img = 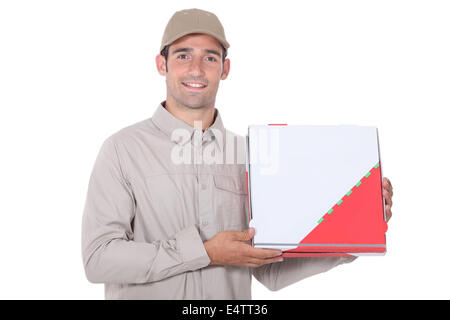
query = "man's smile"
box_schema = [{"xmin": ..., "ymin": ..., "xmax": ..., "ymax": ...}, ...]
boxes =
[{"xmin": 182, "ymin": 81, "xmax": 207, "ymax": 90}]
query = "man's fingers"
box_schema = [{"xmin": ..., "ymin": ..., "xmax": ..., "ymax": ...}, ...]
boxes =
[
  {"xmin": 233, "ymin": 228, "xmax": 255, "ymax": 242},
  {"xmin": 385, "ymin": 205, "xmax": 392, "ymax": 222},
  {"xmin": 382, "ymin": 179, "xmax": 393, "ymax": 194},
  {"xmin": 231, "ymin": 228, "xmax": 283, "ymax": 265},
  {"xmin": 383, "ymin": 177, "xmax": 393, "ymax": 190},
  {"xmin": 383, "ymin": 189, "xmax": 393, "ymax": 206},
  {"xmin": 245, "ymin": 256, "xmax": 284, "ymax": 267},
  {"xmin": 245, "ymin": 247, "xmax": 282, "ymax": 259}
]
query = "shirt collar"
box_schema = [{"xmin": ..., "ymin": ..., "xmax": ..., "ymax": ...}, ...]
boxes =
[{"xmin": 151, "ymin": 101, "xmax": 226, "ymax": 149}]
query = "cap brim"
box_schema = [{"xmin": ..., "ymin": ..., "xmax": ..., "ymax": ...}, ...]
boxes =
[{"xmin": 160, "ymin": 28, "xmax": 230, "ymax": 53}]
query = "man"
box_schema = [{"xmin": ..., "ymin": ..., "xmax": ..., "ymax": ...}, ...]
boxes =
[{"xmin": 81, "ymin": 8, "xmax": 394, "ymax": 299}]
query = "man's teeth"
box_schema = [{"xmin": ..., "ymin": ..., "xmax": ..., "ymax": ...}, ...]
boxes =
[{"xmin": 183, "ymin": 82, "xmax": 205, "ymax": 88}]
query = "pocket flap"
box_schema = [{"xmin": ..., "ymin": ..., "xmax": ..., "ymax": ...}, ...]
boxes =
[{"xmin": 213, "ymin": 175, "xmax": 247, "ymax": 195}]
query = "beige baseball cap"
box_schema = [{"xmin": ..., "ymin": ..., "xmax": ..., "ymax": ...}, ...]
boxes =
[{"xmin": 160, "ymin": 8, "xmax": 230, "ymax": 55}]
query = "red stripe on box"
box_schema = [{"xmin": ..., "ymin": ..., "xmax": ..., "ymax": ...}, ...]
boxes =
[
  {"xmin": 282, "ymin": 252, "xmax": 355, "ymax": 258},
  {"xmin": 286, "ymin": 165, "xmax": 387, "ymax": 253}
]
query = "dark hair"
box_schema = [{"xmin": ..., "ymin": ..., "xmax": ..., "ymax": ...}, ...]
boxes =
[{"xmin": 160, "ymin": 44, "xmax": 227, "ymax": 72}]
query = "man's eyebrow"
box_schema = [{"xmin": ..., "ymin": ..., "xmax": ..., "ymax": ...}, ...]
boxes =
[
  {"xmin": 171, "ymin": 47, "xmax": 221, "ymax": 58},
  {"xmin": 171, "ymin": 48, "xmax": 193, "ymax": 55},
  {"xmin": 203, "ymin": 49, "xmax": 221, "ymax": 57}
]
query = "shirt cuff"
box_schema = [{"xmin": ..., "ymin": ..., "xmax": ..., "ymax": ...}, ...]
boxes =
[{"xmin": 176, "ymin": 225, "xmax": 211, "ymax": 270}]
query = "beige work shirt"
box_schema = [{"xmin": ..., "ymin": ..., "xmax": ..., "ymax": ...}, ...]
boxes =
[{"xmin": 81, "ymin": 102, "xmax": 355, "ymax": 299}]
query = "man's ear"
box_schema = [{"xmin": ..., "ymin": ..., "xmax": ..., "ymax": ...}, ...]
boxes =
[
  {"xmin": 221, "ymin": 58, "xmax": 230, "ymax": 80},
  {"xmin": 156, "ymin": 54, "xmax": 167, "ymax": 76}
]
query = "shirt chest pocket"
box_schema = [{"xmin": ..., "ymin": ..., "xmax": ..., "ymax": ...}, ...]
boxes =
[{"xmin": 213, "ymin": 175, "xmax": 249, "ymax": 232}]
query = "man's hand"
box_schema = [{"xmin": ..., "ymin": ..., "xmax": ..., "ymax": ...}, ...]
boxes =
[
  {"xmin": 382, "ymin": 177, "xmax": 394, "ymax": 222},
  {"xmin": 204, "ymin": 228, "xmax": 283, "ymax": 267}
]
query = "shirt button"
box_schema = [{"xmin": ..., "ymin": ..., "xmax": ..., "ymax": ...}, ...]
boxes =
[
  {"xmin": 201, "ymin": 183, "xmax": 207, "ymax": 190},
  {"xmin": 202, "ymin": 220, "xmax": 209, "ymax": 226}
]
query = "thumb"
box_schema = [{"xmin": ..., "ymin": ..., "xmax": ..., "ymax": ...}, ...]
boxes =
[{"xmin": 234, "ymin": 228, "xmax": 255, "ymax": 242}]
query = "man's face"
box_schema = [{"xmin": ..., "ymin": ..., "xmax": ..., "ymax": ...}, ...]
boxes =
[{"xmin": 157, "ymin": 33, "xmax": 230, "ymax": 110}]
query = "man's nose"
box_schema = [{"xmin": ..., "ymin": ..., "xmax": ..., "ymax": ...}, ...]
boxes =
[{"xmin": 188, "ymin": 57, "xmax": 205, "ymax": 77}]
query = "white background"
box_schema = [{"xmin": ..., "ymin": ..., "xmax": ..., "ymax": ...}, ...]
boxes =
[{"xmin": 1, "ymin": 0, "xmax": 449, "ymax": 299}]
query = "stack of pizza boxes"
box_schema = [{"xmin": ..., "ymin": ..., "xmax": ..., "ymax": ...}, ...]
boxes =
[{"xmin": 245, "ymin": 124, "xmax": 388, "ymax": 257}]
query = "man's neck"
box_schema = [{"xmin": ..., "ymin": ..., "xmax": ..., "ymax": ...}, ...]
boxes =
[{"xmin": 163, "ymin": 100, "xmax": 216, "ymax": 132}]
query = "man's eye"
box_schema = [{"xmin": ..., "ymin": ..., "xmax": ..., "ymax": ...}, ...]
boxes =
[
  {"xmin": 206, "ymin": 56, "xmax": 217, "ymax": 62},
  {"xmin": 178, "ymin": 54, "xmax": 188, "ymax": 60}
]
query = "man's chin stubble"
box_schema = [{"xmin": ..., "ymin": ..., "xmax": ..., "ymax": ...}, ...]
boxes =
[{"xmin": 174, "ymin": 95, "xmax": 214, "ymax": 110}]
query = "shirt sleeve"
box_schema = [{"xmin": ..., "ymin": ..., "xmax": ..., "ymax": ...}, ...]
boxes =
[
  {"xmin": 81, "ymin": 137, "xmax": 210, "ymax": 284},
  {"xmin": 252, "ymin": 256, "xmax": 357, "ymax": 291}
]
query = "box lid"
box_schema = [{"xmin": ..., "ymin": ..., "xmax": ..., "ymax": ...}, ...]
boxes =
[{"xmin": 247, "ymin": 125, "xmax": 387, "ymax": 252}]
